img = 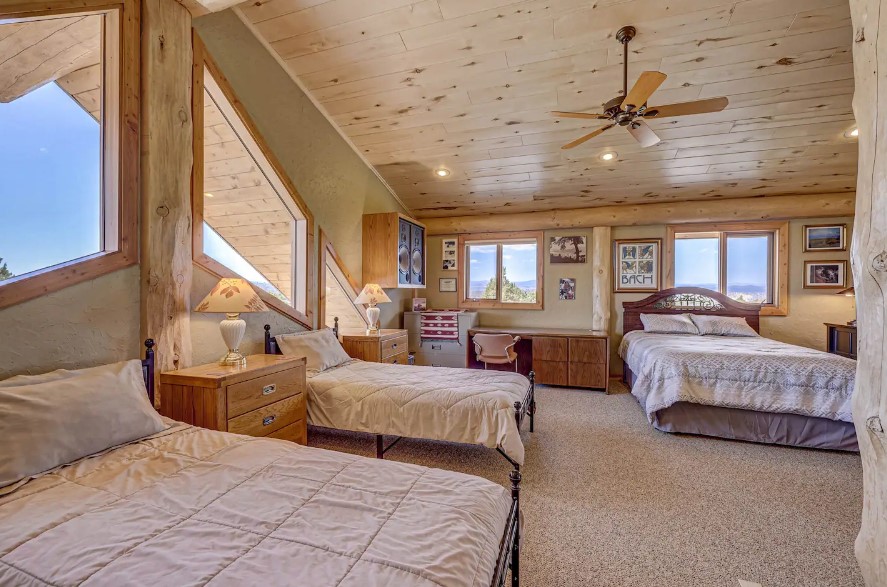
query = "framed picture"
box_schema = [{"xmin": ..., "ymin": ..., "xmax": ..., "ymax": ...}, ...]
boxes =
[
  {"xmin": 559, "ymin": 277, "xmax": 576, "ymax": 300},
  {"xmin": 412, "ymin": 297, "xmax": 427, "ymax": 311},
  {"xmin": 613, "ymin": 239, "xmax": 661, "ymax": 293},
  {"xmin": 549, "ymin": 236, "xmax": 587, "ymax": 263},
  {"xmin": 804, "ymin": 224, "xmax": 846, "ymax": 252},
  {"xmin": 442, "ymin": 238, "xmax": 458, "ymax": 270},
  {"xmin": 804, "ymin": 260, "xmax": 847, "ymax": 289},
  {"xmin": 439, "ymin": 277, "xmax": 457, "ymax": 292}
]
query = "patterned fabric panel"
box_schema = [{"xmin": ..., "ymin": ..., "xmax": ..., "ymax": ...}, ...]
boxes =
[
  {"xmin": 639, "ymin": 313, "xmax": 699, "ymax": 335},
  {"xmin": 0, "ymin": 423, "xmax": 511, "ymax": 587},
  {"xmin": 420, "ymin": 312, "xmax": 461, "ymax": 341},
  {"xmin": 618, "ymin": 331, "xmax": 855, "ymax": 423}
]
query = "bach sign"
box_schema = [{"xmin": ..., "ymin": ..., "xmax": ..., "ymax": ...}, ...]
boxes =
[{"xmin": 614, "ymin": 239, "xmax": 661, "ymax": 293}]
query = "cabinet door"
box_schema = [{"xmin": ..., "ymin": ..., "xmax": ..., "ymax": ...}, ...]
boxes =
[
  {"xmin": 410, "ymin": 223, "xmax": 425, "ymax": 285},
  {"xmin": 398, "ymin": 218, "xmax": 411, "ymax": 285},
  {"xmin": 532, "ymin": 337, "xmax": 568, "ymax": 385}
]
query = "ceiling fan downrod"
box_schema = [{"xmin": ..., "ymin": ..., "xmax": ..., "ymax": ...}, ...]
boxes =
[{"xmin": 616, "ymin": 25, "xmax": 636, "ymax": 98}]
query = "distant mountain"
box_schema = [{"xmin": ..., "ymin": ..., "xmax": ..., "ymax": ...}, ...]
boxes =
[
  {"xmin": 469, "ymin": 279, "xmax": 536, "ymax": 297},
  {"xmin": 676, "ymin": 282, "xmax": 766, "ymax": 294}
]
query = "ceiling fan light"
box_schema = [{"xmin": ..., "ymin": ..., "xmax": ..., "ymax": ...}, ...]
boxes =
[
  {"xmin": 434, "ymin": 168, "xmax": 451, "ymax": 177},
  {"xmin": 600, "ymin": 152, "xmax": 618, "ymax": 161}
]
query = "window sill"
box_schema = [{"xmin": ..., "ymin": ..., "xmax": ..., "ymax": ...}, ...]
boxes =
[
  {"xmin": 760, "ymin": 303, "xmax": 787, "ymax": 317},
  {"xmin": 458, "ymin": 299, "xmax": 544, "ymax": 311},
  {"xmin": 195, "ymin": 254, "xmax": 312, "ymax": 329},
  {"xmin": 0, "ymin": 250, "xmax": 137, "ymax": 311}
]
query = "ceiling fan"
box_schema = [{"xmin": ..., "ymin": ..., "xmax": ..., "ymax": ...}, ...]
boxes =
[{"xmin": 552, "ymin": 25, "xmax": 729, "ymax": 150}]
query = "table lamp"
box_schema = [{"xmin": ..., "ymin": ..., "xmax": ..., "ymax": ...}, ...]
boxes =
[
  {"xmin": 837, "ymin": 286, "xmax": 856, "ymax": 327},
  {"xmin": 195, "ymin": 277, "xmax": 269, "ymax": 366},
  {"xmin": 354, "ymin": 283, "xmax": 391, "ymax": 334}
]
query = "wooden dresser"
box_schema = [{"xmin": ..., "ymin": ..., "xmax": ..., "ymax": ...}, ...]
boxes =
[
  {"xmin": 159, "ymin": 355, "xmax": 307, "ymax": 444},
  {"xmin": 469, "ymin": 327, "xmax": 610, "ymax": 392},
  {"xmin": 340, "ymin": 329, "xmax": 410, "ymax": 364}
]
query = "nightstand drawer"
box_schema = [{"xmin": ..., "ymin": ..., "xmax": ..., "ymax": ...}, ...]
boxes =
[
  {"xmin": 267, "ymin": 420, "xmax": 307, "ymax": 444},
  {"xmin": 227, "ymin": 393, "xmax": 305, "ymax": 437},
  {"xmin": 227, "ymin": 367, "xmax": 304, "ymax": 418},
  {"xmin": 381, "ymin": 335, "xmax": 408, "ymax": 359},
  {"xmin": 386, "ymin": 350, "xmax": 409, "ymax": 365}
]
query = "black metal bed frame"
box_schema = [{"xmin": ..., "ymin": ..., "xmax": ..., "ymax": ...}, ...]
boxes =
[{"xmin": 259, "ymin": 324, "xmax": 526, "ymax": 586}]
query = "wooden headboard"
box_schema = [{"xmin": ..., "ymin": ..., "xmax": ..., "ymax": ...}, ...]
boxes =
[{"xmin": 622, "ymin": 287, "xmax": 761, "ymax": 334}]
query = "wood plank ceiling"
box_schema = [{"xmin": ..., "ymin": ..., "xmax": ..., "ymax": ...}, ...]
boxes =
[{"xmin": 240, "ymin": 0, "xmax": 857, "ymax": 218}]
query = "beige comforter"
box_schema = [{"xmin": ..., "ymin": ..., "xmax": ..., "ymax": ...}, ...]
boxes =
[
  {"xmin": 307, "ymin": 361, "xmax": 530, "ymax": 465},
  {"xmin": 0, "ymin": 421, "xmax": 511, "ymax": 586}
]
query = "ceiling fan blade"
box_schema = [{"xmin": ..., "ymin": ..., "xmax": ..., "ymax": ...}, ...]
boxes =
[
  {"xmin": 561, "ymin": 124, "xmax": 615, "ymax": 150},
  {"xmin": 643, "ymin": 96, "xmax": 729, "ymax": 118},
  {"xmin": 626, "ymin": 119, "xmax": 661, "ymax": 147},
  {"xmin": 551, "ymin": 111, "xmax": 609, "ymax": 120},
  {"xmin": 621, "ymin": 71, "xmax": 667, "ymax": 112}
]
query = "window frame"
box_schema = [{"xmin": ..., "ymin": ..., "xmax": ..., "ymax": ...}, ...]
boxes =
[
  {"xmin": 0, "ymin": 0, "xmax": 139, "ymax": 310},
  {"xmin": 457, "ymin": 231, "xmax": 544, "ymax": 310},
  {"xmin": 665, "ymin": 221, "xmax": 788, "ymax": 316},
  {"xmin": 192, "ymin": 33, "xmax": 314, "ymax": 328}
]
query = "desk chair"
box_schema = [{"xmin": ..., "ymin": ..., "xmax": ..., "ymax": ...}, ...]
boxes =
[{"xmin": 473, "ymin": 333, "xmax": 521, "ymax": 372}]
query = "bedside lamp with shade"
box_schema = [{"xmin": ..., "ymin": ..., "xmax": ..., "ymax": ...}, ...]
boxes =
[
  {"xmin": 354, "ymin": 283, "xmax": 391, "ymax": 334},
  {"xmin": 836, "ymin": 286, "xmax": 856, "ymax": 327},
  {"xmin": 196, "ymin": 278, "xmax": 269, "ymax": 366}
]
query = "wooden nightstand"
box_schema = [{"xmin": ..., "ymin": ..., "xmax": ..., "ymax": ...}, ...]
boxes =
[
  {"xmin": 826, "ymin": 323, "xmax": 857, "ymax": 360},
  {"xmin": 159, "ymin": 355, "xmax": 307, "ymax": 444},
  {"xmin": 340, "ymin": 329, "xmax": 409, "ymax": 364}
]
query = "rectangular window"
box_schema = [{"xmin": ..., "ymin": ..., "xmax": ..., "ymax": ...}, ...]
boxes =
[
  {"xmin": 668, "ymin": 222, "xmax": 787, "ymax": 315},
  {"xmin": 193, "ymin": 42, "xmax": 313, "ymax": 325},
  {"xmin": 0, "ymin": 3, "xmax": 138, "ymax": 309},
  {"xmin": 459, "ymin": 232, "xmax": 543, "ymax": 309}
]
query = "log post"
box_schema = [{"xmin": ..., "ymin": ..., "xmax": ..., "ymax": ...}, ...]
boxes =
[
  {"xmin": 848, "ymin": 0, "xmax": 887, "ymax": 584},
  {"xmin": 140, "ymin": 0, "xmax": 194, "ymax": 396},
  {"xmin": 591, "ymin": 226, "xmax": 612, "ymax": 332}
]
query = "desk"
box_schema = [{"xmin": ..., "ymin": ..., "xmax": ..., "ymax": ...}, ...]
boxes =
[{"xmin": 468, "ymin": 327, "xmax": 610, "ymax": 392}]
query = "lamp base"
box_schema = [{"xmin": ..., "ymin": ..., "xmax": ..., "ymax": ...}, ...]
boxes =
[
  {"xmin": 219, "ymin": 313, "xmax": 247, "ymax": 367},
  {"xmin": 366, "ymin": 305, "xmax": 381, "ymax": 334}
]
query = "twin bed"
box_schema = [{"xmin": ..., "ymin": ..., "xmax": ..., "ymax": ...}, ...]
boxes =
[
  {"xmin": 0, "ymin": 342, "xmax": 523, "ymax": 587},
  {"xmin": 620, "ymin": 287, "xmax": 858, "ymax": 451}
]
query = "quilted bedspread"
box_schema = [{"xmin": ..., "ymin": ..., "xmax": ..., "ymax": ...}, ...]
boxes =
[
  {"xmin": 619, "ymin": 331, "xmax": 856, "ymax": 422},
  {"xmin": 308, "ymin": 361, "xmax": 530, "ymax": 465},
  {"xmin": 0, "ymin": 421, "xmax": 511, "ymax": 587}
]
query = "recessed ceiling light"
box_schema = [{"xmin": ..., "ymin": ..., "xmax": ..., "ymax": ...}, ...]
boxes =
[
  {"xmin": 600, "ymin": 151, "xmax": 618, "ymax": 162},
  {"xmin": 205, "ymin": 192, "xmax": 214, "ymax": 198},
  {"xmin": 845, "ymin": 127, "xmax": 859, "ymax": 138},
  {"xmin": 435, "ymin": 168, "xmax": 451, "ymax": 177}
]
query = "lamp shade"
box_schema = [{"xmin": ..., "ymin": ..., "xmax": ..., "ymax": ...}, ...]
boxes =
[
  {"xmin": 195, "ymin": 278, "xmax": 269, "ymax": 313},
  {"xmin": 837, "ymin": 286, "xmax": 855, "ymax": 296},
  {"xmin": 354, "ymin": 283, "xmax": 391, "ymax": 305}
]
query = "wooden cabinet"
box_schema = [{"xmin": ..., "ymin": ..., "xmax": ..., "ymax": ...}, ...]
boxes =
[
  {"xmin": 363, "ymin": 212, "xmax": 425, "ymax": 288},
  {"xmin": 341, "ymin": 329, "xmax": 410, "ymax": 365},
  {"xmin": 531, "ymin": 337, "xmax": 568, "ymax": 386},
  {"xmin": 159, "ymin": 355, "xmax": 307, "ymax": 444},
  {"xmin": 826, "ymin": 323, "xmax": 857, "ymax": 359},
  {"xmin": 517, "ymin": 330, "xmax": 608, "ymax": 391}
]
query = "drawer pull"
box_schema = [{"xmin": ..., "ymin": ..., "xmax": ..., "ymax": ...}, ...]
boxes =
[
  {"xmin": 262, "ymin": 384, "xmax": 277, "ymax": 396},
  {"xmin": 263, "ymin": 415, "xmax": 276, "ymax": 427},
  {"xmin": 391, "ymin": 343, "xmax": 398, "ymax": 348}
]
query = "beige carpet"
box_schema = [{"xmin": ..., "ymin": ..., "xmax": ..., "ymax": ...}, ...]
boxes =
[{"xmin": 307, "ymin": 382, "xmax": 864, "ymax": 587}]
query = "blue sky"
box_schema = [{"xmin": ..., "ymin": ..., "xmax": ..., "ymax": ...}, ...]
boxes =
[
  {"xmin": 468, "ymin": 243, "xmax": 538, "ymax": 284},
  {"xmin": 0, "ymin": 83, "xmax": 101, "ymax": 277},
  {"xmin": 675, "ymin": 236, "xmax": 768, "ymax": 287}
]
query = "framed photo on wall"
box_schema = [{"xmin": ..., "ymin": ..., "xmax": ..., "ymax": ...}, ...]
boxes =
[
  {"xmin": 803, "ymin": 224, "xmax": 846, "ymax": 252},
  {"xmin": 613, "ymin": 238, "xmax": 661, "ymax": 293},
  {"xmin": 804, "ymin": 260, "xmax": 847, "ymax": 289},
  {"xmin": 559, "ymin": 277, "xmax": 576, "ymax": 300},
  {"xmin": 549, "ymin": 236, "xmax": 587, "ymax": 263},
  {"xmin": 439, "ymin": 277, "xmax": 457, "ymax": 292},
  {"xmin": 442, "ymin": 238, "xmax": 458, "ymax": 270}
]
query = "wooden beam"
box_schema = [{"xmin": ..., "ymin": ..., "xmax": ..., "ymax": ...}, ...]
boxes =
[
  {"xmin": 140, "ymin": 0, "xmax": 193, "ymax": 387},
  {"xmin": 848, "ymin": 0, "xmax": 887, "ymax": 583},
  {"xmin": 421, "ymin": 193, "xmax": 855, "ymax": 235},
  {"xmin": 590, "ymin": 226, "xmax": 611, "ymax": 332}
]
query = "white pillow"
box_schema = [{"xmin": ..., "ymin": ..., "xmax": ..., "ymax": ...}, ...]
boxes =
[
  {"xmin": 689, "ymin": 314, "xmax": 759, "ymax": 337},
  {"xmin": 0, "ymin": 361, "xmax": 123, "ymax": 388},
  {"xmin": 0, "ymin": 359, "xmax": 165, "ymax": 489},
  {"xmin": 276, "ymin": 328, "xmax": 351, "ymax": 372},
  {"xmin": 639, "ymin": 313, "xmax": 699, "ymax": 335}
]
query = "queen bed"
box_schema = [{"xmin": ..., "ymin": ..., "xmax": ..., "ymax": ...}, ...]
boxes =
[
  {"xmin": 0, "ymin": 342, "xmax": 522, "ymax": 587},
  {"xmin": 265, "ymin": 323, "xmax": 536, "ymax": 469},
  {"xmin": 620, "ymin": 288, "xmax": 858, "ymax": 451}
]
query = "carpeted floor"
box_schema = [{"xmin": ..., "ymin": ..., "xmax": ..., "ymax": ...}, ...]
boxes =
[{"xmin": 307, "ymin": 382, "xmax": 864, "ymax": 587}]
